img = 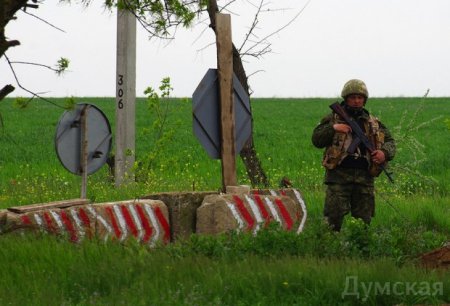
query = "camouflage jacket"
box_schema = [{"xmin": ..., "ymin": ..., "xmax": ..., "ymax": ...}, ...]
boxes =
[{"xmin": 312, "ymin": 106, "xmax": 396, "ymax": 185}]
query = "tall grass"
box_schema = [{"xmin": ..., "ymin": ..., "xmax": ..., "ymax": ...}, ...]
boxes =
[
  {"xmin": 1, "ymin": 97, "xmax": 448, "ymax": 204},
  {"xmin": 0, "ymin": 231, "xmax": 448, "ymax": 306},
  {"xmin": 0, "ymin": 97, "xmax": 449, "ymax": 305}
]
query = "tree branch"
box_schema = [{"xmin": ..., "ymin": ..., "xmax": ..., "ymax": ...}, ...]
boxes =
[
  {"xmin": 240, "ymin": 0, "xmax": 312, "ymax": 59},
  {"xmin": 22, "ymin": 10, "xmax": 66, "ymax": 33},
  {"xmin": 0, "ymin": 84, "xmax": 15, "ymax": 100},
  {"xmin": 4, "ymin": 54, "xmax": 65, "ymax": 109},
  {"xmin": 0, "ymin": 0, "xmax": 34, "ymax": 59},
  {"xmin": 238, "ymin": 0, "xmax": 265, "ymax": 55},
  {"xmin": 9, "ymin": 60, "xmax": 63, "ymax": 73}
]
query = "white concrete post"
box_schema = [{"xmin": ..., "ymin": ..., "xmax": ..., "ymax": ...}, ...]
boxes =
[{"xmin": 115, "ymin": 7, "xmax": 136, "ymax": 187}]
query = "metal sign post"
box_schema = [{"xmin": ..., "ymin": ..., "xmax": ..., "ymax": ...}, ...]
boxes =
[
  {"xmin": 216, "ymin": 13, "xmax": 237, "ymax": 190},
  {"xmin": 115, "ymin": 7, "xmax": 136, "ymax": 187}
]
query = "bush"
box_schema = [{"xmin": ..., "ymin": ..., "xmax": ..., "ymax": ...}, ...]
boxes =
[{"xmin": 165, "ymin": 217, "xmax": 447, "ymax": 263}]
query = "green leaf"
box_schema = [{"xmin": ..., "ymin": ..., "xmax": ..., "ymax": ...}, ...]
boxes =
[{"xmin": 56, "ymin": 57, "xmax": 70, "ymax": 75}]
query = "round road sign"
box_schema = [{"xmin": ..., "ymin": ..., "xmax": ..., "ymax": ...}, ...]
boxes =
[{"xmin": 55, "ymin": 103, "xmax": 112, "ymax": 175}]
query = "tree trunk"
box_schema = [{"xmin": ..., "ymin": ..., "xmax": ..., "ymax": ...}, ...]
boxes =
[
  {"xmin": 0, "ymin": 0, "xmax": 27, "ymax": 59},
  {"xmin": 0, "ymin": 0, "xmax": 28, "ymax": 101},
  {"xmin": 0, "ymin": 84, "xmax": 14, "ymax": 100},
  {"xmin": 207, "ymin": 1, "xmax": 269, "ymax": 187}
]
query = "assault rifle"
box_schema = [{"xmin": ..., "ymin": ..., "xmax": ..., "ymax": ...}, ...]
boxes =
[{"xmin": 329, "ymin": 102, "xmax": 394, "ymax": 183}]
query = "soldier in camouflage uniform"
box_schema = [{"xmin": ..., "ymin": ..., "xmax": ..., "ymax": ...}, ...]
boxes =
[{"xmin": 312, "ymin": 79, "xmax": 396, "ymax": 231}]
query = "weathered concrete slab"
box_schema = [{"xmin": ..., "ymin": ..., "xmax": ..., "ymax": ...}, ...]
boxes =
[
  {"xmin": 196, "ymin": 192, "xmax": 304, "ymax": 235},
  {"xmin": 7, "ymin": 198, "xmax": 89, "ymax": 214},
  {"xmin": 142, "ymin": 188, "xmax": 307, "ymax": 238},
  {"xmin": 142, "ymin": 191, "xmax": 216, "ymax": 240},
  {"xmin": 0, "ymin": 200, "xmax": 170, "ymax": 245},
  {"xmin": 226, "ymin": 185, "xmax": 251, "ymax": 195}
]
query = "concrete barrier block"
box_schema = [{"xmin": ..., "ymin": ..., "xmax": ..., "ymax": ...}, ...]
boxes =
[
  {"xmin": 196, "ymin": 195, "xmax": 239, "ymax": 235},
  {"xmin": 225, "ymin": 185, "xmax": 251, "ymax": 195},
  {"xmin": 196, "ymin": 192, "xmax": 303, "ymax": 235},
  {"xmin": 143, "ymin": 191, "xmax": 216, "ymax": 240},
  {"xmin": 89, "ymin": 200, "xmax": 170, "ymax": 244},
  {"xmin": 1, "ymin": 200, "xmax": 170, "ymax": 245},
  {"xmin": 253, "ymin": 188, "xmax": 307, "ymax": 233},
  {"xmin": 2, "ymin": 188, "xmax": 307, "ymax": 241}
]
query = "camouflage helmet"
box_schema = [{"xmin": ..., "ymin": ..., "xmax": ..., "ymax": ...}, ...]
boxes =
[{"xmin": 341, "ymin": 79, "xmax": 369, "ymax": 99}]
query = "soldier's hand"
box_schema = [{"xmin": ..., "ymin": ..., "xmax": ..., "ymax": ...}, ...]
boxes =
[
  {"xmin": 371, "ymin": 150, "xmax": 386, "ymax": 165},
  {"xmin": 333, "ymin": 123, "xmax": 352, "ymax": 133}
]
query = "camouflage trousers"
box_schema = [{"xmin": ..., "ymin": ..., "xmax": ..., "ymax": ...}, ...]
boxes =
[{"xmin": 324, "ymin": 183, "xmax": 375, "ymax": 231}]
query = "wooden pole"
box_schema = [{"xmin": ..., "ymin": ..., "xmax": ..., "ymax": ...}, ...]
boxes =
[
  {"xmin": 80, "ymin": 105, "xmax": 89, "ymax": 199},
  {"xmin": 216, "ymin": 13, "xmax": 237, "ymax": 190},
  {"xmin": 115, "ymin": 7, "xmax": 136, "ymax": 187}
]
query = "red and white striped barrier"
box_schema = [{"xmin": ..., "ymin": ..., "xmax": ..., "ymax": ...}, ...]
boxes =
[
  {"xmin": 1, "ymin": 189, "xmax": 307, "ymax": 242},
  {"xmin": 196, "ymin": 190, "xmax": 305, "ymax": 235},
  {"xmin": 6, "ymin": 200, "xmax": 170, "ymax": 245},
  {"xmin": 254, "ymin": 188, "xmax": 307, "ymax": 234}
]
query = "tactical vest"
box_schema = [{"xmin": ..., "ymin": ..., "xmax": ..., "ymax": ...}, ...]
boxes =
[{"xmin": 322, "ymin": 113, "xmax": 386, "ymax": 177}]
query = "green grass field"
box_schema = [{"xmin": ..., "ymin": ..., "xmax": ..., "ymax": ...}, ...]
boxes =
[{"xmin": 0, "ymin": 97, "xmax": 449, "ymax": 305}]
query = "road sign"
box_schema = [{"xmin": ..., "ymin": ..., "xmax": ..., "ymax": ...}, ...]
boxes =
[
  {"xmin": 55, "ymin": 103, "xmax": 112, "ymax": 176},
  {"xmin": 192, "ymin": 68, "xmax": 251, "ymax": 159}
]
